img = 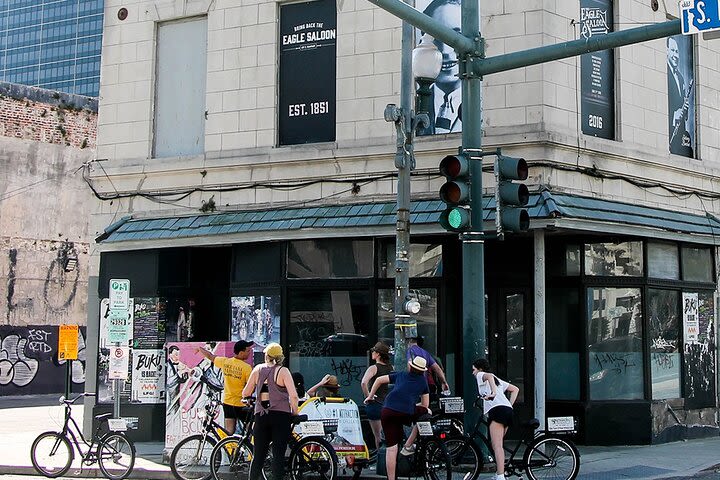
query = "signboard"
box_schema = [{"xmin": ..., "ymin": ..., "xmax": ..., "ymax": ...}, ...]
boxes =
[
  {"xmin": 131, "ymin": 349, "xmax": 165, "ymax": 403},
  {"xmin": 278, "ymin": 0, "xmax": 336, "ymax": 145},
  {"xmin": 295, "ymin": 398, "xmax": 369, "ymax": 458},
  {"xmin": 109, "ymin": 279, "xmax": 130, "ymax": 310},
  {"xmin": 108, "ymin": 308, "xmax": 132, "ymax": 344},
  {"xmin": 58, "ymin": 324, "xmax": 79, "ymax": 361},
  {"xmin": 683, "ymin": 292, "xmax": 699, "ymax": 343},
  {"xmin": 109, "ymin": 346, "xmax": 130, "ymax": 380},
  {"xmin": 580, "ymin": 0, "xmax": 614, "ymax": 139},
  {"xmin": 680, "ymin": 0, "xmax": 720, "ymax": 35}
]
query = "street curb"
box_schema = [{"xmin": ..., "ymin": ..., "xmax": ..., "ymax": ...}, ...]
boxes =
[{"xmin": 0, "ymin": 464, "xmax": 176, "ymax": 480}]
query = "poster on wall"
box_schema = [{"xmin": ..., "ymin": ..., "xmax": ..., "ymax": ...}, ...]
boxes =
[
  {"xmin": 230, "ymin": 296, "xmax": 280, "ymax": 364},
  {"xmin": 131, "ymin": 349, "xmax": 165, "ymax": 403},
  {"xmin": 415, "ymin": 0, "xmax": 464, "ymax": 135},
  {"xmin": 278, "ymin": 0, "xmax": 336, "ymax": 145},
  {"xmin": 683, "ymin": 292, "xmax": 699, "ymax": 344},
  {"xmin": 164, "ymin": 341, "xmax": 237, "ymax": 454},
  {"xmin": 133, "ymin": 298, "xmax": 165, "ymax": 349},
  {"xmin": 580, "ymin": 0, "xmax": 614, "ymax": 139},
  {"xmin": 667, "ymin": 33, "xmax": 695, "ymax": 157}
]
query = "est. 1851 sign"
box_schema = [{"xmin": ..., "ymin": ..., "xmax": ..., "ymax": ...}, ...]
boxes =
[{"xmin": 278, "ymin": 0, "xmax": 336, "ymax": 145}]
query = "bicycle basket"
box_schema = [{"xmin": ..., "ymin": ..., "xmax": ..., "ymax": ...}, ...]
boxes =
[{"xmin": 439, "ymin": 397, "xmax": 465, "ymax": 414}]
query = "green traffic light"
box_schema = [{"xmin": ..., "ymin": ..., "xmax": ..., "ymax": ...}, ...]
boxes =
[{"xmin": 448, "ymin": 208, "xmax": 464, "ymax": 229}]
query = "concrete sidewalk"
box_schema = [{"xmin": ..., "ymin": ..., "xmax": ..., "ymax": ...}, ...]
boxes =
[{"xmin": 1, "ymin": 394, "xmax": 718, "ymax": 479}]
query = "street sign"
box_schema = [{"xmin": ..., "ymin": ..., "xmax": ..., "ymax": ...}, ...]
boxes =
[
  {"xmin": 58, "ymin": 325, "xmax": 79, "ymax": 361},
  {"xmin": 109, "ymin": 346, "xmax": 129, "ymax": 380},
  {"xmin": 680, "ymin": 0, "xmax": 720, "ymax": 35},
  {"xmin": 108, "ymin": 308, "xmax": 132, "ymax": 344},
  {"xmin": 109, "ymin": 279, "xmax": 130, "ymax": 310}
]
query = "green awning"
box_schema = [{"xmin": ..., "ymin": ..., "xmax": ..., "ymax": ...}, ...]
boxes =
[{"xmin": 96, "ymin": 189, "xmax": 720, "ymax": 244}]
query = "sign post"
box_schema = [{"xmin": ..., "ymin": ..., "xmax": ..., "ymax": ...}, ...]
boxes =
[{"xmin": 108, "ymin": 279, "xmax": 131, "ymax": 420}]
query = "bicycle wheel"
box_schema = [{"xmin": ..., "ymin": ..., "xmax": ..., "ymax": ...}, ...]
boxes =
[
  {"xmin": 422, "ymin": 438, "xmax": 452, "ymax": 480},
  {"xmin": 443, "ymin": 436, "xmax": 482, "ymax": 480},
  {"xmin": 97, "ymin": 432, "xmax": 136, "ymax": 480},
  {"xmin": 31, "ymin": 431, "xmax": 74, "ymax": 478},
  {"xmin": 209, "ymin": 436, "xmax": 253, "ymax": 480},
  {"xmin": 289, "ymin": 438, "xmax": 338, "ymax": 480},
  {"xmin": 523, "ymin": 435, "xmax": 579, "ymax": 480},
  {"xmin": 171, "ymin": 434, "xmax": 218, "ymax": 480}
]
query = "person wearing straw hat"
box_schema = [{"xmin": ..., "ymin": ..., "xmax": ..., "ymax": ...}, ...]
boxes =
[
  {"xmin": 307, "ymin": 374, "xmax": 342, "ymax": 398},
  {"xmin": 364, "ymin": 356, "xmax": 431, "ymax": 480}
]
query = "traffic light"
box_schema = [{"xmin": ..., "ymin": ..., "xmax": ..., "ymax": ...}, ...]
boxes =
[
  {"xmin": 438, "ymin": 154, "xmax": 471, "ymax": 232},
  {"xmin": 495, "ymin": 155, "xmax": 529, "ymax": 234}
]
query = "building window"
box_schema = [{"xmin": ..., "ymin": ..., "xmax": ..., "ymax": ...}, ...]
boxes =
[
  {"xmin": 287, "ymin": 240, "xmax": 373, "ymax": 279},
  {"xmin": 681, "ymin": 246, "xmax": 712, "ymax": 282},
  {"xmin": 506, "ymin": 293, "xmax": 525, "ymax": 403},
  {"xmin": 587, "ymin": 287, "xmax": 643, "ymax": 400},
  {"xmin": 547, "ymin": 287, "xmax": 581, "ymax": 400},
  {"xmin": 648, "ymin": 242, "xmax": 680, "ymax": 280},
  {"xmin": 153, "ymin": 17, "xmax": 207, "ymax": 158},
  {"xmin": 648, "ymin": 289, "xmax": 680, "ymax": 399},
  {"xmin": 378, "ymin": 242, "xmax": 442, "ymax": 278},
  {"xmin": 378, "ymin": 288, "xmax": 438, "ymax": 356},
  {"xmin": 585, "ymin": 241, "xmax": 643, "ymax": 276}
]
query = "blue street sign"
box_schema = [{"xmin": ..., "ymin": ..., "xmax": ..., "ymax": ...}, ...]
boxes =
[{"xmin": 680, "ymin": 0, "xmax": 720, "ymax": 35}]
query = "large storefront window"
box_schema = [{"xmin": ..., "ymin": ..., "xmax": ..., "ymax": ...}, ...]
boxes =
[
  {"xmin": 585, "ymin": 241, "xmax": 643, "ymax": 276},
  {"xmin": 230, "ymin": 295, "xmax": 281, "ymax": 364},
  {"xmin": 506, "ymin": 294, "xmax": 524, "ymax": 403},
  {"xmin": 648, "ymin": 242, "xmax": 680, "ymax": 280},
  {"xmin": 587, "ymin": 287, "xmax": 643, "ymax": 400},
  {"xmin": 648, "ymin": 289, "xmax": 680, "ymax": 399},
  {"xmin": 378, "ymin": 288, "xmax": 438, "ymax": 354},
  {"xmin": 681, "ymin": 246, "xmax": 713, "ymax": 282},
  {"xmin": 287, "ymin": 289, "xmax": 371, "ymax": 404},
  {"xmin": 287, "ymin": 240, "xmax": 373, "ymax": 278},
  {"xmin": 379, "ymin": 242, "xmax": 442, "ymax": 278},
  {"xmin": 547, "ymin": 288, "xmax": 581, "ymax": 400}
]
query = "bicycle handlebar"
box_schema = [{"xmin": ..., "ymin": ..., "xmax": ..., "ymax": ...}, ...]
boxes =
[{"xmin": 59, "ymin": 392, "xmax": 96, "ymax": 405}]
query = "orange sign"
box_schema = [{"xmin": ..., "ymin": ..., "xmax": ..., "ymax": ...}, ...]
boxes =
[{"xmin": 58, "ymin": 325, "xmax": 79, "ymax": 361}]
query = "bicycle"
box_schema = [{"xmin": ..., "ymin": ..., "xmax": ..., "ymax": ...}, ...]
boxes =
[
  {"xmin": 388, "ymin": 413, "xmax": 452, "ymax": 480},
  {"xmin": 440, "ymin": 397, "xmax": 580, "ymax": 480},
  {"xmin": 170, "ymin": 378, "xmax": 252, "ymax": 480},
  {"xmin": 210, "ymin": 407, "xmax": 339, "ymax": 480},
  {"xmin": 30, "ymin": 392, "xmax": 136, "ymax": 480}
]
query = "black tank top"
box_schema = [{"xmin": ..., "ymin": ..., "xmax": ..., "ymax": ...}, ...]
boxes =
[{"xmin": 370, "ymin": 363, "xmax": 394, "ymax": 403}]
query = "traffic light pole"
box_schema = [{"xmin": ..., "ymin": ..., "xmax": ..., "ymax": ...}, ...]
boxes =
[{"xmin": 366, "ymin": 0, "xmax": 681, "ymax": 417}]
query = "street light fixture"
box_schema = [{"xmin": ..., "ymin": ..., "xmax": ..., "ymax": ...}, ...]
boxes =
[{"xmin": 413, "ymin": 34, "xmax": 442, "ymax": 120}]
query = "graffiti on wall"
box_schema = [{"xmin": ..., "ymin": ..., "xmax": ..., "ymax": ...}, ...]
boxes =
[{"xmin": 0, "ymin": 325, "xmax": 86, "ymax": 395}]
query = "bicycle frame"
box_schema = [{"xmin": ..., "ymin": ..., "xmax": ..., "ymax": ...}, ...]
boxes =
[{"xmin": 59, "ymin": 403, "xmax": 105, "ymax": 463}]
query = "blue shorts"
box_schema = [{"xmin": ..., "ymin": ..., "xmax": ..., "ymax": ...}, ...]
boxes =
[{"xmin": 365, "ymin": 401, "xmax": 383, "ymax": 420}]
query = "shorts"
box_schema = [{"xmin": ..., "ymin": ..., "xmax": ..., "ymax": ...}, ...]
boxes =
[
  {"xmin": 365, "ymin": 401, "xmax": 383, "ymax": 420},
  {"xmin": 487, "ymin": 406, "xmax": 514, "ymax": 427},
  {"xmin": 223, "ymin": 404, "xmax": 252, "ymax": 421},
  {"xmin": 380, "ymin": 406, "xmax": 428, "ymax": 448}
]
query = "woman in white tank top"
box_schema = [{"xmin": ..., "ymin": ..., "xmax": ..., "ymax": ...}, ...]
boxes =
[{"xmin": 473, "ymin": 358, "xmax": 519, "ymax": 480}]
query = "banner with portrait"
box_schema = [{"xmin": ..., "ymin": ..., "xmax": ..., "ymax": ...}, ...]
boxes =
[
  {"xmin": 580, "ymin": 0, "xmax": 614, "ymax": 139},
  {"xmin": 278, "ymin": 0, "xmax": 336, "ymax": 145},
  {"xmin": 667, "ymin": 34, "xmax": 695, "ymax": 157}
]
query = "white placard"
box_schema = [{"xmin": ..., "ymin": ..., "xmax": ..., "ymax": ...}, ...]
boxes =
[
  {"xmin": 108, "ymin": 308, "xmax": 132, "ymax": 344},
  {"xmin": 417, "ymin": 421, "xmax": 434, "ymax": 437},
  {"xmin": 683, "ymin": 292, "xmax": 699, "ymax": 343},
  {"xmin": 131, "ymin": 349, "xmax": 165, "ymax": 403},
  {"xmin": 547, "ymin": 416, "xmax": 575, "ymax": 432},
  {"xmin": 109, "ymin": 279, "xmax": 130, "ymax": 310},
  {"xmin": 300, "ymin": 421, "xmax": 325, "ymax": 436},
  {"xmin": 440, "ymin": 397, "xmax": 465, "ymax": 413},
  {"xmin": 109, "ymin": 346, "xmax": 129, "ymax": 380},
  {"xmin": 107, "ymin": 418, "xmax": 127, "ymax": 431}
]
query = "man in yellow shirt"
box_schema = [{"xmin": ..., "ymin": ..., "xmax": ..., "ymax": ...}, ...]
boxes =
[{"xmin": 196, "ymin": 340, "xmax": 253, "ymax": 434}]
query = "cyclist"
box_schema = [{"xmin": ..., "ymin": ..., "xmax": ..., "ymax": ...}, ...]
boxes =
[
  {"xmin": 361, "ymin": 341, "xmax": 393, "ymax": 450},
  {"xmin": 364, "ymin": 356, "xmax": 430, "ymax": 480},
  {"xmin": 195, "ymin": 340, "xmax": 254, "ymax": 435},
  {"xmin": 407, "ymin": 336, "xmax": 450, "ymax": 394},
  {"xmin": 473, "ymin": 358, "xmax": 519, "ymax": 480},
  {"xmin": 242, "ymin": 342, "xmax": 299, "ymax": 480}
]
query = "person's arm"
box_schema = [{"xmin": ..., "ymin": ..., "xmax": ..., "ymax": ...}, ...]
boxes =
[
  {"xmin": 430, "ymin": 363, "xmax": 449, "ymax": 392},
  {"xmin": 360, "ymin": 365, "xmax": 378, "ymax": 397},
  {"xmin": 278, "ymin": 367, "xmax": 299, "ymax": 415},
  {"xmin": 195, "ymin": 347, "xmax": 217, "ymax": 363},
  {"xmin": 482, "ymin": 373, "xmax": 497, "ymax": 399},
  {"xmin": 307, "ymin": 374, "xmax": 332, "ymax": 396},
  {"xmin": 419, "ymin": 393, "xmax": 430, "ymax": 409},
  {"xmin": 506, "ymin": 383, "xmax": 519, "ymax": 406},
  {"xmin": 364, "ymin": 375, "xmax": 390, "ymax": 404},
  {"xmin": 242, "ymin": 365, "xmax": 260, "ymax": 398}
]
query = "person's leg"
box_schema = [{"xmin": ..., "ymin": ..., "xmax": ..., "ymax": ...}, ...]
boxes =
[
  {"xmin": 369, "ymin": 419, "xmax": 383, "ymax": 450},
  {"xmin": 402, "ymin": 405, "xmax": 428, "ymax": 452},
  {"xmin": 249, "ymin": 414, "xmax": 271, "ymax": 480},
  {"xmin": 381, "ymin": 408, "xmax": 402, "ymax": 480},
  {"xmin": 270, "ymin": 412, "xmax": 291, "ymax": 480},
  {"xmin": 222, "ymin": 404, "xmax": 238, "ymax": 435},
  {"xmin": 386, "ymin": 445, "xmax": 398, "ymax": 480},
  {"xmin": 489, "ymin": 420, "xmax": 507, "ymax": 476}
]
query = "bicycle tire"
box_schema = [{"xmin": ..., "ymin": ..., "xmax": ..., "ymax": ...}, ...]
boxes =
[
  {"xmin": 209, "ymin": 436, "xmax": 253, "ymax": 480},
  {"xmin": 97, "ymin": 432, "xmax": 136, "ymax": 480},
  {"xmin": 171, "ymin": 434, "xmax": 219, "ymax": 480},
  {"xmin": 289, "ymin": 437, "xmax": 338, "ymax": 480},
  {"xmin": 422, "ymin": 438, "xmax": 452, "ymax": 480},
  {"xmin": 523, "ymin": 435, "xmax": 580, "ymax": 480},
  {"xmin": 31, "ymin": 431, "xmax": 74, "ymax": 478},
  {"xmin": 443, "ymin": 436, "xmax": 482, "ymax": 480}
]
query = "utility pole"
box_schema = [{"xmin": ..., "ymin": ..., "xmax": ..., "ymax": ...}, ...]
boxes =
[{"xmin": 369, "ymin": 0, "xmax": 680, "ymax": 419}]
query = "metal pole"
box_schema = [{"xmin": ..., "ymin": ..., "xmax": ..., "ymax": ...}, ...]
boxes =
[
  {"xmin": 393, "ymin": 4, "xmax": 416, "ymax": 371},
  {"xmin": 460, "ymin": 0, "xmax": 484, "ymax": 427},
  {"xmin": 534, "ymin": 230, "xmax": 546, "ymax": 429}
]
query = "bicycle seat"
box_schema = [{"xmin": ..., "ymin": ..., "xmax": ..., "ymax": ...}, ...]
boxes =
[
  {"xmin": 95, "ymin": 413, "xmax": 113, "ymax": 421},
  {"xmin": 521, "ymin": 418, "xmax": 540, "ymax": 430},
  {"xmin": 291, "ymin": 414, "xmax": 309, "ymax": 424}
]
